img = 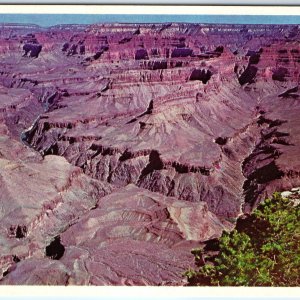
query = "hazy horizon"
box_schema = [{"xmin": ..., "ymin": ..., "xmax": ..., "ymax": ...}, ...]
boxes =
[{"xmin": 0, "ymin": 14, "xmax": 300, "ymax": 27}]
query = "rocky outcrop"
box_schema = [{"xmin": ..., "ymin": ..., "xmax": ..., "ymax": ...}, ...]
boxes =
[
  {"xmin": 0, "ymin": 125, "xmax": 226, "ymax": 284},
  {"xmin": 0, "ymin": 126, "xmax": 114, "ymax": 283}
]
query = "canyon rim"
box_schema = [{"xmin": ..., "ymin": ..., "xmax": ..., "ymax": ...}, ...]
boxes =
[{"xmin": 0, "ymin": 7, "xmax": 300, "ymax": 286}]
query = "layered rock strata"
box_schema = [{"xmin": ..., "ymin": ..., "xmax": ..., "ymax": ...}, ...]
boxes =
[{"xmin": 0, "ymin": 22, "xmax": 299, "ymax": 285}]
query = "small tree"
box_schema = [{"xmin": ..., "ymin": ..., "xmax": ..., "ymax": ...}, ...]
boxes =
[{"xmin": 186, "ymin": 192, "xmax": 300, "ymax": 286}]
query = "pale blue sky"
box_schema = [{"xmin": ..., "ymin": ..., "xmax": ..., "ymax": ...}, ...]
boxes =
[{"xmin": 0, "ymin": 14, "xmax": 300, "ymax": 27}]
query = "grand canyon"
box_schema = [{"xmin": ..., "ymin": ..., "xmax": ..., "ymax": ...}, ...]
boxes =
[{"xmin": 0, "ymin": 21, "xmax": 299, "ymax": 285}]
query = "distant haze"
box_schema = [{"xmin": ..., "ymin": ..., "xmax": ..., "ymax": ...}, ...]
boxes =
[{"xmin": 0, "ymin": 14, "xmax": 300, "ymax": 27}]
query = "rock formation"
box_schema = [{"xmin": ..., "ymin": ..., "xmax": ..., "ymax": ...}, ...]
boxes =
[{"xmin": 0, "ymin": 22, "xmax": 299, "ymax": 285}]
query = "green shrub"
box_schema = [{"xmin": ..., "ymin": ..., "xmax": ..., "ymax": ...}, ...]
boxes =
[{"xmin": 186, "ymin": 192, "xmax": 300, "ymax": 286}]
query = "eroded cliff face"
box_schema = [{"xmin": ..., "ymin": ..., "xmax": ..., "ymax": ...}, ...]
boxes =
[{"xmin": 0, "ymin": 22, "xmax": 299, "ymax": 285}]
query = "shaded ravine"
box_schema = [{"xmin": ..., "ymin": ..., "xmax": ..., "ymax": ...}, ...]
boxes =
[{"xmin": 241, "ymin": 112, "xmax": 291, "ymax": 213}]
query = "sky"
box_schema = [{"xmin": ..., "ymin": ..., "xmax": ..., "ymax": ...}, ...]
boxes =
[{"xmin": 0, "ymin": 14, "xmax": 300, "ymax": 27}]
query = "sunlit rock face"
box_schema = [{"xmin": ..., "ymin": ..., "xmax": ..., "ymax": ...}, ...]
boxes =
[{"xmin": 0, "ymin": 22, "xmax": 299, "ymax": 285}]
